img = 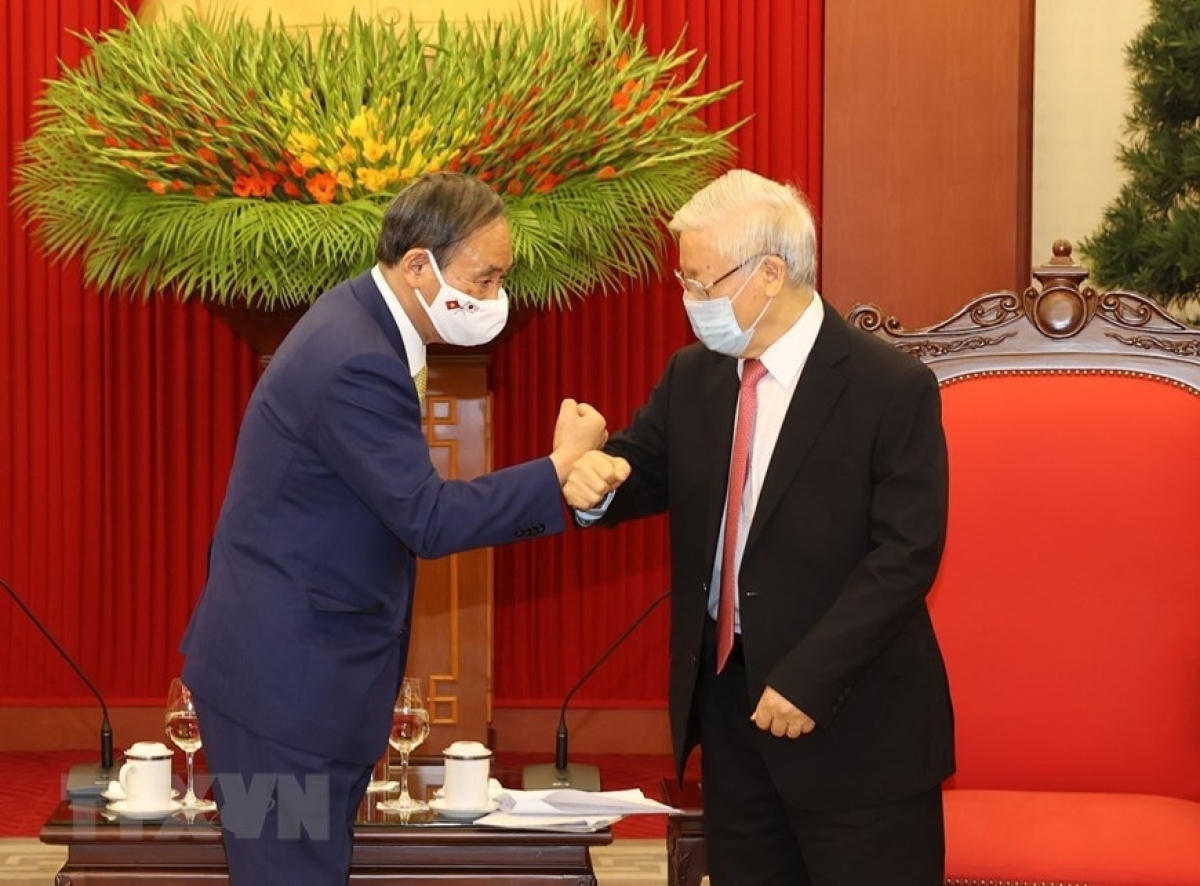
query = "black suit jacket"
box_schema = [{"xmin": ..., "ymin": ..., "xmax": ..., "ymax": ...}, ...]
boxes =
[{"xmin": 603, "ymin": 303, "xmax": 954, "ymax": 810}]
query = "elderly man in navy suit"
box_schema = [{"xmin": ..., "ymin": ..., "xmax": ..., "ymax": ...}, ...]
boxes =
[
  {"xmin": 567, "ymin": 169, "xmax": 953, "ymax": 886},
  {"xmin": 181, "ymin": 172, "xmax": 608, "ymax": 886}
]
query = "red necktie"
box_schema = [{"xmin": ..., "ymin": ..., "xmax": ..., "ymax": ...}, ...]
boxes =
[{"xmin": 717, "ymin": 358, "xmax": 768, "ymax": 673}]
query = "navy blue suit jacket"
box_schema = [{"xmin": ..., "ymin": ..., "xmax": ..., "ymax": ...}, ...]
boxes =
[{"xmin": 182, "ymin": 271, "xmax": 563, "ymax": 765}]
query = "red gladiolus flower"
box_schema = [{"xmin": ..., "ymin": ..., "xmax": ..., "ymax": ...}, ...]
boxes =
[
  {"xmin": 534, "ymin": 172, "xmax": 563, "ymax": 194},
  {"xmin": 505, "ymin": 179, "xmax": 524, "ymax": 196},
  {"xmin": 283, "ymin": 181, "xmax": 302, "ymax": 198},
  {"xmin": 232, "ymin": 175, "xmax": 254, "ymax": 198},
  {"xmin": 198, "ymin": 147, "xmax": 218, "ymax": 165},
  {"xmin": 306, "ymin": 171, "xmax": 337, "ymax": 204}
]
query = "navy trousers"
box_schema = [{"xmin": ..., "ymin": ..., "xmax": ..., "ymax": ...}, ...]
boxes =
[{"xmin": 194, "ymin": 696, "xmax": 374, "ymax": 886}]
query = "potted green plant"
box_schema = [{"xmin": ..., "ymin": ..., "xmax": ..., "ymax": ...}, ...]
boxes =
[{"xmin": 14, "ymin": 3, "xmax": 739, "ymax": 312}]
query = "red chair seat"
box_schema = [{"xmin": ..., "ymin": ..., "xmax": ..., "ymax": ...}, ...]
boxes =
[{"xmin": 945, "ymin": 789, "xmax": 1200, "ymax": 885}]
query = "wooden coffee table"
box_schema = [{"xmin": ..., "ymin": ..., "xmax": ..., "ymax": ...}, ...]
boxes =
[
  {"xmin": 660, "ymin": 778, "xmax": 707, "ymax": 886},
  {"xmin": 42, "ymin": 763, "xmax": 611, "ymax": 884}
]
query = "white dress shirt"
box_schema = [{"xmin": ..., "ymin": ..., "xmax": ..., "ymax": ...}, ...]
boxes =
[
  {"xmin": 706, "ymin": 295, "xmax": 825, "ymax": 630},
  {"xmin": 371, "ymin": 264, "xmax": 426, "ymax": 380}
]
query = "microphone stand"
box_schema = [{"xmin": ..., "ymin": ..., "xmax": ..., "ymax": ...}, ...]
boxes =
[
  {"xmin": 1, "ymin": 578, "xmax": 114, "ymax": 799},
  {"xmin": 523, "ymin": 589, "xmax": 671, "ymax": 791}
]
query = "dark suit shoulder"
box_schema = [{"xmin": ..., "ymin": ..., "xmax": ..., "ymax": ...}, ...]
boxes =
[{"xmin": 826, "ymin": 308, "xmax": 937, "ymax": 390}]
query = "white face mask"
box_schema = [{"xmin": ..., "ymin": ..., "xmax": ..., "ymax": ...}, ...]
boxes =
[
  {"xmin": 681, "ymin": 257, "xmax": 769, "ymax": 356},
  {"xmin": 415, "ymin": 249, "xmax": 509, "ymax": 347}
]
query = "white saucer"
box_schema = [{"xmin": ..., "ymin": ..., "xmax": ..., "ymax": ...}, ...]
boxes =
[
  {"xmin": 107, "ymin": 799, "xmax": 183, "ymax": 819},
  {"xmin": 365, "ymin": 780, "xmax": 399, "ymax": 794},
  {"xmin": 428, "ymin": 797, "xmax": 499, "ymax": 821},
  {"xmin": 102, "ymin": 787, "xmax": 179, "ymax": 802}
]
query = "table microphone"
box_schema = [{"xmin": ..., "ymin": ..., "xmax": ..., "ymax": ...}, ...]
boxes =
[
  {"xmin": 522, "ymin": 588, "xmax": 671, "ymax": 792},
  {"xmin": 1, "ymin": 577, "xmax": 114, "ymax": 799}
]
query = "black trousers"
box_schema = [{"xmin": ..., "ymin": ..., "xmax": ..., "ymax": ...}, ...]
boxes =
[{"xmin": 696, "ymin": 621, "xmax": 945, "ymax": 886}]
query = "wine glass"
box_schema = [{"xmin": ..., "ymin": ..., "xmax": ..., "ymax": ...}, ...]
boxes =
[
  {"xmin": 165, "ymin": 678, "xmax": 216, "ymax": 812},
  {"xmin": 377, "ymin": 677, "xmax": 430, "ymax": 813}
]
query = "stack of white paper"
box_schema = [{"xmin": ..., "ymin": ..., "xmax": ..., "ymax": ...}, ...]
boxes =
[{"xmin": 474, "ymin": 788, "xmax": 678, "ymax": 832}]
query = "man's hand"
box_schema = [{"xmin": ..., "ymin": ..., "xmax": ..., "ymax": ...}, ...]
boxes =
[
  {"xmin": 549, "ymin": 399, "xmax": 608, "ymax": 484},
  {"xmin": 751, "ymin": 686, "xmax": 816, "ymax": 739},
  {"xmin": 563, "ymin": 450, "xmax": 631, "ymax": 509}
]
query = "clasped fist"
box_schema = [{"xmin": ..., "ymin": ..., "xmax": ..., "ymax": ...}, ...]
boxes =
[
  {"xmin": 549, "ymin": 399, "xmax": 609, "ymax": 484},
  {"xmin": 563, "ymin": 450, "xmax": 632, "ymax": 510}
]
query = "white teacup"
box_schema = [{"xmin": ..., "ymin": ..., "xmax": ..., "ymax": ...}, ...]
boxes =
[
  {"xmin": 118, "ymin": 740, "xmax": 174, "ymax": 809},
  {"xmin": 442, "ymin": 740, "xmax": 492, "ymax": 809}
]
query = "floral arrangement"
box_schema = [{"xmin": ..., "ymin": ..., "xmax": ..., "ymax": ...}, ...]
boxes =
[{"xmin": 14, "ymin": 5, "xmax": 739, "ymax": 309}]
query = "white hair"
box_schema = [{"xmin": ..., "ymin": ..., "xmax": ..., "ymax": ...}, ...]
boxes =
[{"xmin": 669, "ymin": 169, "xmax": 818, "ymax": 287}]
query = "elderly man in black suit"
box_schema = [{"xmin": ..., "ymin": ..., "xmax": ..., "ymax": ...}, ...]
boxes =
[{"xmin": 567, "ymin": 168, "xmax": 954, "ymax": 886}]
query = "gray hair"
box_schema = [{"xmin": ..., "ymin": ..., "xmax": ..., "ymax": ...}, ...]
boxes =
[
  {"xmin": 668, "ymin": 169, "xmax": 817, "ymax": 287},
  {"xmin": 376, "ymin": 172, "xmax": 506, "ymax": 268}
]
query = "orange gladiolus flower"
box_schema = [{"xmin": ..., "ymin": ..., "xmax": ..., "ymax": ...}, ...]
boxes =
[
  {"xmin": 534, "ymin": 172, "xmax": 563, "ymax": 194},
  {"xmin": 193, "ymin": 184, "xmax": 218, "ymax": 200},
  {"xmin": 505, "ymin": 179, "xmax": 523, "ymax": 196},
  {"xmin": 597, "ymin": 165, "xmax": 617, "ymax": 180},
  {"xmin": 147, "ymin": 180, "xmax": 168, "ymax": 194},
  {"xmin": 306, "ymin": 171, "xmax": 337, "ymax": 204},
  {"xmin": 232, "ymin": 175, "xmax": 254, "ymax": 198},
  {"xmin": 198, "ymin": 147, "xmax": 218, "ymax": 165},
  {"xmin": 283, "ymin": 181, "xmax": 302, "ymax": 198}
]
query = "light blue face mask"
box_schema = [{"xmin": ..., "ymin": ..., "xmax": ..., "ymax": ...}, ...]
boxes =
[{"xmin": 681, "ymin": 257, "xmax": 769, "ymax": 356}]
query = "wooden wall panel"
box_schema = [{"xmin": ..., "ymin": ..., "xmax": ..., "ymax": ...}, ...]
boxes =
[{"xmin": 821, "ymin": 0, "xmax": 1035, "ymax": 327}]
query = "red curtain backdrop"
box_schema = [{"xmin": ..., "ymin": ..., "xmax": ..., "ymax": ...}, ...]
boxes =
[
  {"xmin": 1, "ymin": 0, "xmax": 821, "ymax": 712},
  {"xmin": 492, "ymin": 0, "xmax": 824, "ymax": 708},
  {"xmin": 0, "ymin": 0, "xmax": 260, "ymax": 704}
]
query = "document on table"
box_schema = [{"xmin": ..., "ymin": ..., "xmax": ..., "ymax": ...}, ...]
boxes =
[{"xmin": 473, "ymin": 788, "xmax": 678, "ymax": 832}]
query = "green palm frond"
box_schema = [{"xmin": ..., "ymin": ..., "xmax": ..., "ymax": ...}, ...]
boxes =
[{"xmin": 14, "ymin": 3, "xmax": 742, "ymax": 309}]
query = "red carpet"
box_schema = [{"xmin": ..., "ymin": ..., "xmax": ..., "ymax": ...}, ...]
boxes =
[{"xmin": 0, "ymin": 750, "xmax": 685, "ymax": 840}]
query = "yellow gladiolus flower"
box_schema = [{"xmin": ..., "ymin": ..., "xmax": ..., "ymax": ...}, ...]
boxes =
[
  {"xmin": 408, "ymin": 119, "xmax": 433, "ymax": 146},
  {"xmin": 336, "ymin": 170, "xmax": 354, "ymax": 189},
  {"xmin": 355, "ymin": 167, "xmax": 390, "ymax": 192},
  {"xmin": 361, "ymin": 138, "xmax": 387, "ymax": 164},
  {"xmin": 287, "ymin": 132, "xmax": 320, "ymax": 155},
  {"xmin": 337, "ymin": 144, "xmax": 358, "ymax": 165},
  {"xmin": 400, "ymin": 152, "xmax": 426, "ymax": 180},
  {"xmin": 347, "ymin": 112, "xmax": 372, "ymax": 141},
  {"xmin": 298, "ymin": 152, "xmax": 322, "ymax": 170}
]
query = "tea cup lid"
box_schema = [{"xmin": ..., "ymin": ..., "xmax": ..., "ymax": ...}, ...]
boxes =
[
  {"xmin": 125, "ymin": 740, "xmax": 173, "ymax": 760},
  {"xmin": 443, "ymin": 740, "xmax": 492, "ymax": 760}
]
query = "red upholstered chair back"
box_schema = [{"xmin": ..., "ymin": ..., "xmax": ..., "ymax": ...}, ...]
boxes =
[{"xmin": 848, "ymin": 242, "xmax": 1200, "ymax": 802}]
